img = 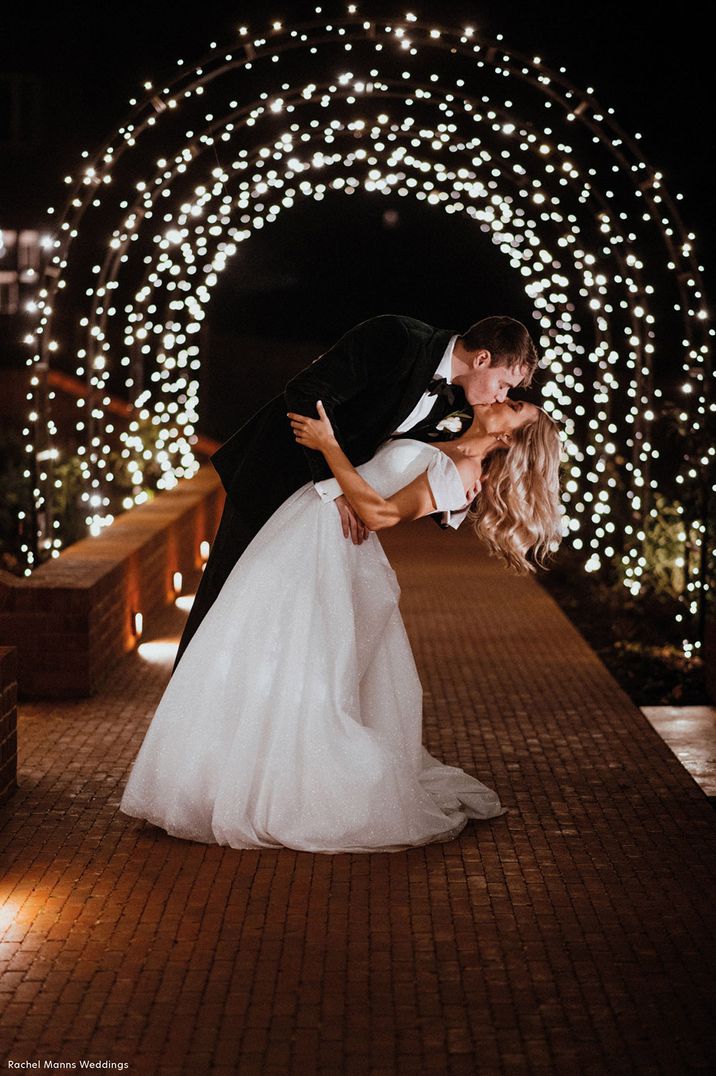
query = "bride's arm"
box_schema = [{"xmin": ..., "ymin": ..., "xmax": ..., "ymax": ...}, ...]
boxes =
[{"xmin": 287, "ymin": 402, "xmax": 477, "ymax": 531}]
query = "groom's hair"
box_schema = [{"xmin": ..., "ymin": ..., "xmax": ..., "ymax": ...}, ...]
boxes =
[{"xmin": 459, "ymin": 316, "xmax": 539, "ymax": 387}]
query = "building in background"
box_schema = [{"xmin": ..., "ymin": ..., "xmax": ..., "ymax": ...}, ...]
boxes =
[
  {"xmin": 1, "ymin": 70, "xmax": 47, "ymax": 362},
  {"xmin": 0, "ymin": 227, "xmax": 48, "ymax": 317}
]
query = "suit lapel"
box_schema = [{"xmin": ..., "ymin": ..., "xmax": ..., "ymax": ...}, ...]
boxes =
[{"xmin": 373, "ymin": 326, "xmax": 458, "ymax": 444}]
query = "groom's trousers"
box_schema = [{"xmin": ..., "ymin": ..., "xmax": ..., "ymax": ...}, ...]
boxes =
[{"xmin": 172, "ymin": 497, "xmax": 257, "ymax": 673}]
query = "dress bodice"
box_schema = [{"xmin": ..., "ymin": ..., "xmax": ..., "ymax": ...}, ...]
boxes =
[{"xmin": 354, "ymin": 438, "xmax": 471, "ymax": 513}]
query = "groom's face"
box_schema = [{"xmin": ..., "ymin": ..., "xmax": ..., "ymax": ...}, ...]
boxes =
[{"xmin": 464, "ymin": 351, "xmax": 526, "ymax": 406}]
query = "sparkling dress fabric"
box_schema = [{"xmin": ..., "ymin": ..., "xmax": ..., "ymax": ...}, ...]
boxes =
[{"xmin": 119, "ymin": 438, "xmax": 508, "ymax": 853}]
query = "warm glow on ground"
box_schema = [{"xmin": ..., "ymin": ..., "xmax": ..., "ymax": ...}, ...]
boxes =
[{"xmin": 137, "ymin": 639, "xmax": 178, "ymax": 664}]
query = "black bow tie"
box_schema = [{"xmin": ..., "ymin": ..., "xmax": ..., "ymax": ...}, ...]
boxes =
[
  {"xmin": 390, "ymin": 374, "xmax": 470, "ymax": 444},
  {"xmin": 428, "ymin": 376, "xmax": 465, "ymax": 410}
]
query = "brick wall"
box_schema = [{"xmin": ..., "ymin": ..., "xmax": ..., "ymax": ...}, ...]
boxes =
[
  {"xmin": 0, "ymin": 466, "xmax": 224, "ymax": 697},
  {"xmin": 0, "ymin": 647, "xmax": 18, "ymax": 804}
]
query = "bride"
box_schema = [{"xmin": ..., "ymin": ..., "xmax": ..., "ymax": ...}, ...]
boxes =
[{"xmin": 119, "ymin": 397, "xmax": 563, "ymax": 853}]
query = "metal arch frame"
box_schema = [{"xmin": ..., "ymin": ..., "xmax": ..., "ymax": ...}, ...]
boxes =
[
  {"xmin": 132, "ymin": 93, "xmax": 640, "ymax": 414},
  {"xmin": 76, "ymin": 74, "xmax": 657, "ymax": 549},
  {"xmin": 34, "ymin": 14, "xmax": 707, "ymax": 369},
  {"xmin": 26, "ymin": 10, "xmax": 711, "ymax": 637},
  {"xmin": 74, "ymin": 75, "xmax": 654, "ymax": 418}
]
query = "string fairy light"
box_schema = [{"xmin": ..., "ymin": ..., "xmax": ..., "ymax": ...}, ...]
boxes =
[{"xmin": 20, "ymin": 4, "xmax": 713, "ymax": 654}]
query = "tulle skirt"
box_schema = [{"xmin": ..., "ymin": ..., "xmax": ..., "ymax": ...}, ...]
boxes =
[{"xmin": 119, "ymin": 481, "xmax": 508, "ymax": 853}]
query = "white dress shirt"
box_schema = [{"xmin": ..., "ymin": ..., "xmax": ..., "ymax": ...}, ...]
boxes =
[{"xmin": 312, "ymin": 333, "xmax": 471, "ymax": 530}]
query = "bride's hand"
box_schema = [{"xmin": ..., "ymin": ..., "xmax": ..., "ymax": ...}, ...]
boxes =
[{"xmin": 287, "ymin": 400, "xmax": 338, "ymax": 452}]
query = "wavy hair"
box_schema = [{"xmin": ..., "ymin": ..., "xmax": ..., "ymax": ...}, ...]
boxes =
[{"xmin": 467, "ymin": 408, "xmax": 564, "ymax": 574}]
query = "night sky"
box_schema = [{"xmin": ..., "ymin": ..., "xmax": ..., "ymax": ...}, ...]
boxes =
[{"xmin": 1, "ymin": 1, "xmax": 712, "ymax": 438}]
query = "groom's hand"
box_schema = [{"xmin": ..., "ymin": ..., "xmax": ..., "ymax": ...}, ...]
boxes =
[{"xmin": 335, "ymin": 495, "xmax": 370, "ymax": 544}]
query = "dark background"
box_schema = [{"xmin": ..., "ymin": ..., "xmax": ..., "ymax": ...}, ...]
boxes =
[{"xmin": 1, "ymin": 0, "xmax": 712, "ymax": 440}]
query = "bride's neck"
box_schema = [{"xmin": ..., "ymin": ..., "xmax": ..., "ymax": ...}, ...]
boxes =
[{"xmin": 451, "ymin": 420, "xmax": 500, "ymax": 464}]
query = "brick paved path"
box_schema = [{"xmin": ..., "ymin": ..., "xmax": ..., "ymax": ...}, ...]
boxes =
[{"xmin": 1, "ymin": 519, "xmax": 715, "ymax": 1075}]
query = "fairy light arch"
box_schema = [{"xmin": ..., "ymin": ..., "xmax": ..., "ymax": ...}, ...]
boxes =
[{"xmin": 21, "ymin": 5, "xmax": 713, "ymax": 653}]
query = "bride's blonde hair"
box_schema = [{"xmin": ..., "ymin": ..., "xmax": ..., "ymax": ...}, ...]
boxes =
[{"xmin": 467, "ymin": 408, "xmax": 564, "ymax": 574}]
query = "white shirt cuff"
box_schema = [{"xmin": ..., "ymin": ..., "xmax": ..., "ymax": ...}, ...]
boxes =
[{"xmin": 314, "ymin": 477, "xmax": 343, "ymax": 502}]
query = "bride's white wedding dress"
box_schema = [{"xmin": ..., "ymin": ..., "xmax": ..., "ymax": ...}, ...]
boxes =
[{"xmin": 119, "ymin": 438, "xmax": 508, "ymax": 853}]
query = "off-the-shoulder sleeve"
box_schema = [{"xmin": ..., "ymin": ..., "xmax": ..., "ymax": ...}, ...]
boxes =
[{"xmin": 425, "ymin": 451, "xmax": 470, "ymax": 513}]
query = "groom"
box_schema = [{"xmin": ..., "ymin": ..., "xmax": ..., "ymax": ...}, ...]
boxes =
[{"xmin": 173, "ymin": 313, "xmax": 539, "ymax": 670}]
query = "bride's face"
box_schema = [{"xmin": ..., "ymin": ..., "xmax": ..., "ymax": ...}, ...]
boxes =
[{"xmin": 474, "ymin": 399, "xmax": 541, "ymax": 439}]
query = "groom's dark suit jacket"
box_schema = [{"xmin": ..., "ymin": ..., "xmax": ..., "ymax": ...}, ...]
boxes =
[
  {"xmin": 211, "ymin": 313, "xmax": 459, "ymax": 532},
  {"xmin": 173, "ymin": 314, "xmax": 461, "ymax": 672}
]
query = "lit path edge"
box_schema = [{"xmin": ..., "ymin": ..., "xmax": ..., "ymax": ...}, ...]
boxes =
[{"xmin": 1, "ymin": 518, "xmax": 714, "ymax": 1074}]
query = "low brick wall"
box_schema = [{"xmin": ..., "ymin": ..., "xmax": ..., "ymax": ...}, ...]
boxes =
[
  {"xmin": 0, "ymin": 647, "xmax": 18, "ymax": 803},
  {"xmin": 0, "ymin": 466, "xmax": 224, "ymax": 697}
]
